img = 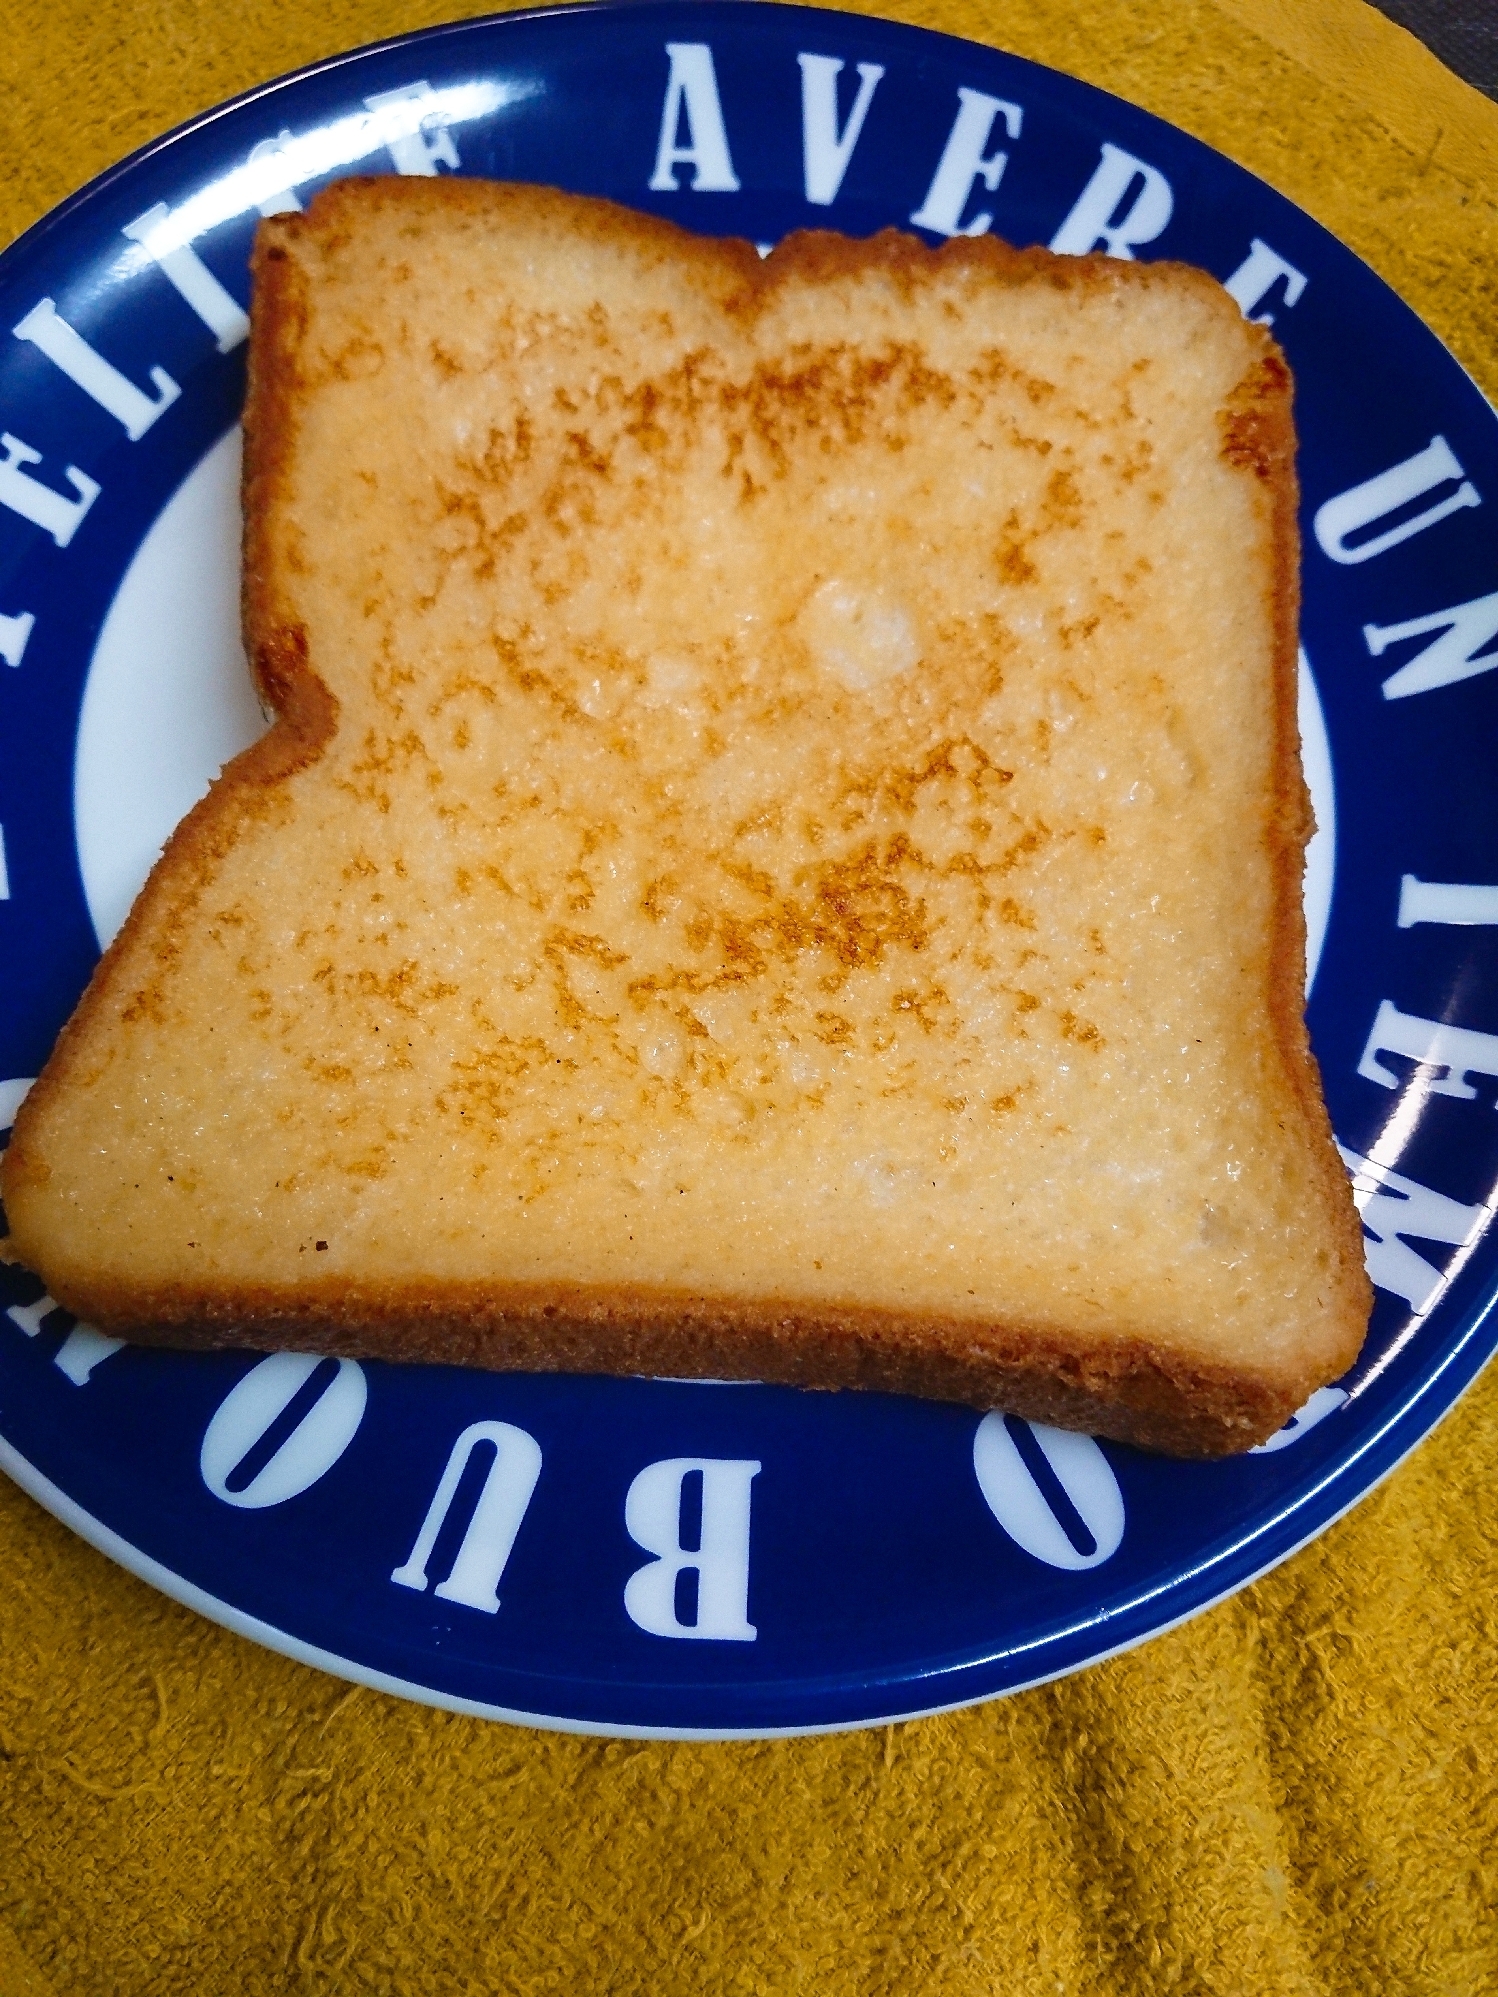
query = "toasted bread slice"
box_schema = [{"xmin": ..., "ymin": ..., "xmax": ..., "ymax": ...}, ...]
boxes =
[{"xmin": 2, "ymin": 179, "xmax": 1370, "ymax": 1454}]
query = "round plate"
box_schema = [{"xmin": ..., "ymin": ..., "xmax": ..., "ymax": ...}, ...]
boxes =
[{"xmin": 2, "ymin": 3, "xmax": 1496, "ymax": 1738}]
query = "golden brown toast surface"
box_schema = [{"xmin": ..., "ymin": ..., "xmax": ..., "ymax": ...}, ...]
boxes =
[{"xmin": 2, "ymin": 179, "xmax": 1370, "ymax": 1453}]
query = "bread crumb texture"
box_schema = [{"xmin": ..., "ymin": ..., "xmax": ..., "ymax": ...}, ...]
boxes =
[{"xmin": 3, "ymin": 182, "xmax": 1368, "ymax": 1447}]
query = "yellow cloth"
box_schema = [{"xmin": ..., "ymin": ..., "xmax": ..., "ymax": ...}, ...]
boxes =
[{"xmin": 3, "ymin": 2, "xmax": 1497, "ymax": 1989}]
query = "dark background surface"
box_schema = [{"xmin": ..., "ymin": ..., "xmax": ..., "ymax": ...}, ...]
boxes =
[{"xmin": 1370, "ymin": 0, "xmax": 1498, "ymax": 99}]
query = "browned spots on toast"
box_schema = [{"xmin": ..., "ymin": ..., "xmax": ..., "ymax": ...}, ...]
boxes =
[
  {"xmin": 439, "ymin": 1033, "xmax": 560, "ymax": 1130},
  {"xmin": 561, "ymin": 338, "xmax": 972, "ymax": 492},
  {"xmin": 564, "ymin": 868, "xmax": 596, "ymax": 914},
  {"xmin": 427, "ymin": 669, "xmax": 499, "ymax": 718},
  {"xmin": 464, "ymin": 412, "xmax": 535, "ymax": 487},
  {"xmin": 989, "ymin": 1080, "xmax": 1033, "ymax": 1115},
  {"xmin": 321, "ymin": 333, "xmax": 385, "ymax": 382},
  {"xmin": 972, "ymin": 346, "xmax": 1058, "ymax": 407},
  {"xmin": 430, "ymin": 483, "xmax": 504, "ymax": 578},
  {"xmin": 322, "ymin": 1146, "xmax": 394, "ymax": 1184},
  {"xmin": 995, "ymin": 528, "xmax": 1037, "ymax": 587},
  {"xmin": 992, "ymin": 468, "xmax": 1087, "ymax": 592},
  {"xmin": 305, "ymin": 1059, "xmax": 354, "ymax": 1085},
  {"xmin": 890, "ymin": 984, "xmax": 950, "ymax": 1034},
  {"xmin": 722, "ymin": 341, "xmax": 958, "ymax": 472},
  {"xmin": 303, "ymin": 958, "xmax": 458, "ymax": 1020},
  {"xmin": 489, "ymin": 634, "xmax": 582, "ymax": 721},
  {"xmin": 1059, "ymin": 1009, "xmax": 1104, "ymax": 1049},
  {"xmin": 338, "ymin": 725, "xmax": 433, "ymax": 814},
  {"xmin": 1041, "ymin": 467, "xmax": 1085, "ymax": 528},
  {"xmin": 627, "ymin": 836, "xmax": 931, "ymax": 1010},
  {"xmin": 1002, "ymin": 423, "xmax": 1054, "ymax": 457},
  {"xmin": 1220, "ymin": 355, "xmax": 1293, "ymax": 480},
  {"xmin": 1110, "ymin": 438, "xmax": 1156, "ymax": 486},
  {"xmin": 547, "ymin": 928, "xmax": 629, "ymax": 971},
  {"xmin": 796, "ymin": 843, "xmax": 932, "ymax": 967},
  {"xmin": 639, "ymin": 876, "xmax": 682, "ymax": 925},
  {"xmin": 871, "ymin": 737, "xmax": 1015, "ymax": 818},
  {"xmin": 992, "ymin": 822, "xmax": 1053, "ymax": 876},
  {"xmin": 1057, "ymin": 613, "xmax": 1102, "ymax": 652}
]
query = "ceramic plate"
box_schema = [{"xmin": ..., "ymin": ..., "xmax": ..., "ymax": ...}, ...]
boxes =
[{"xmin": 3, "ymin": 2, "xmax": 1497, "ymax": 1737}]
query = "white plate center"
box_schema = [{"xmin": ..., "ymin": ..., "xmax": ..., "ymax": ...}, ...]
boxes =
[{"xmin": 75, "ymin": 428, "xmax": 265, "ymax": 952}]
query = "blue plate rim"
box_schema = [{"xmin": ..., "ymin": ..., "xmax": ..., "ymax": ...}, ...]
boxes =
[{"xmin": 5, "ymin": 1311, "xmax": 1488, "ymax": 1740}]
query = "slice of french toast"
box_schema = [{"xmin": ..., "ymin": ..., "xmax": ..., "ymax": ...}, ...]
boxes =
[{"xmin": 2, "ymin": 178, "xmax": 1370, "ymax": 1454}]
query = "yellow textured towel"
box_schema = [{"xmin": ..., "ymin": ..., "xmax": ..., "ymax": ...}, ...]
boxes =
[{"xmin": 2, "ymin": 2, "xmax": 1497, "ymax": 1991}]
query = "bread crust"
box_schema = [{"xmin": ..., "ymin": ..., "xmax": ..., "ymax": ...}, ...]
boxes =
[
  {"xmin": 2, "ymin": 181, "xmax": 1370, "ymax": 1456},
  {"xmin": 63, "ymin": 1273, "xmax": 1290, "ymax": 1457}
]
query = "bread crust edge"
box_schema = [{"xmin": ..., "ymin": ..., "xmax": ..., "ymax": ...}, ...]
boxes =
[{"xmin": 50, "ymin": 1272, "xmax": 1300, "ymax": 1457}]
